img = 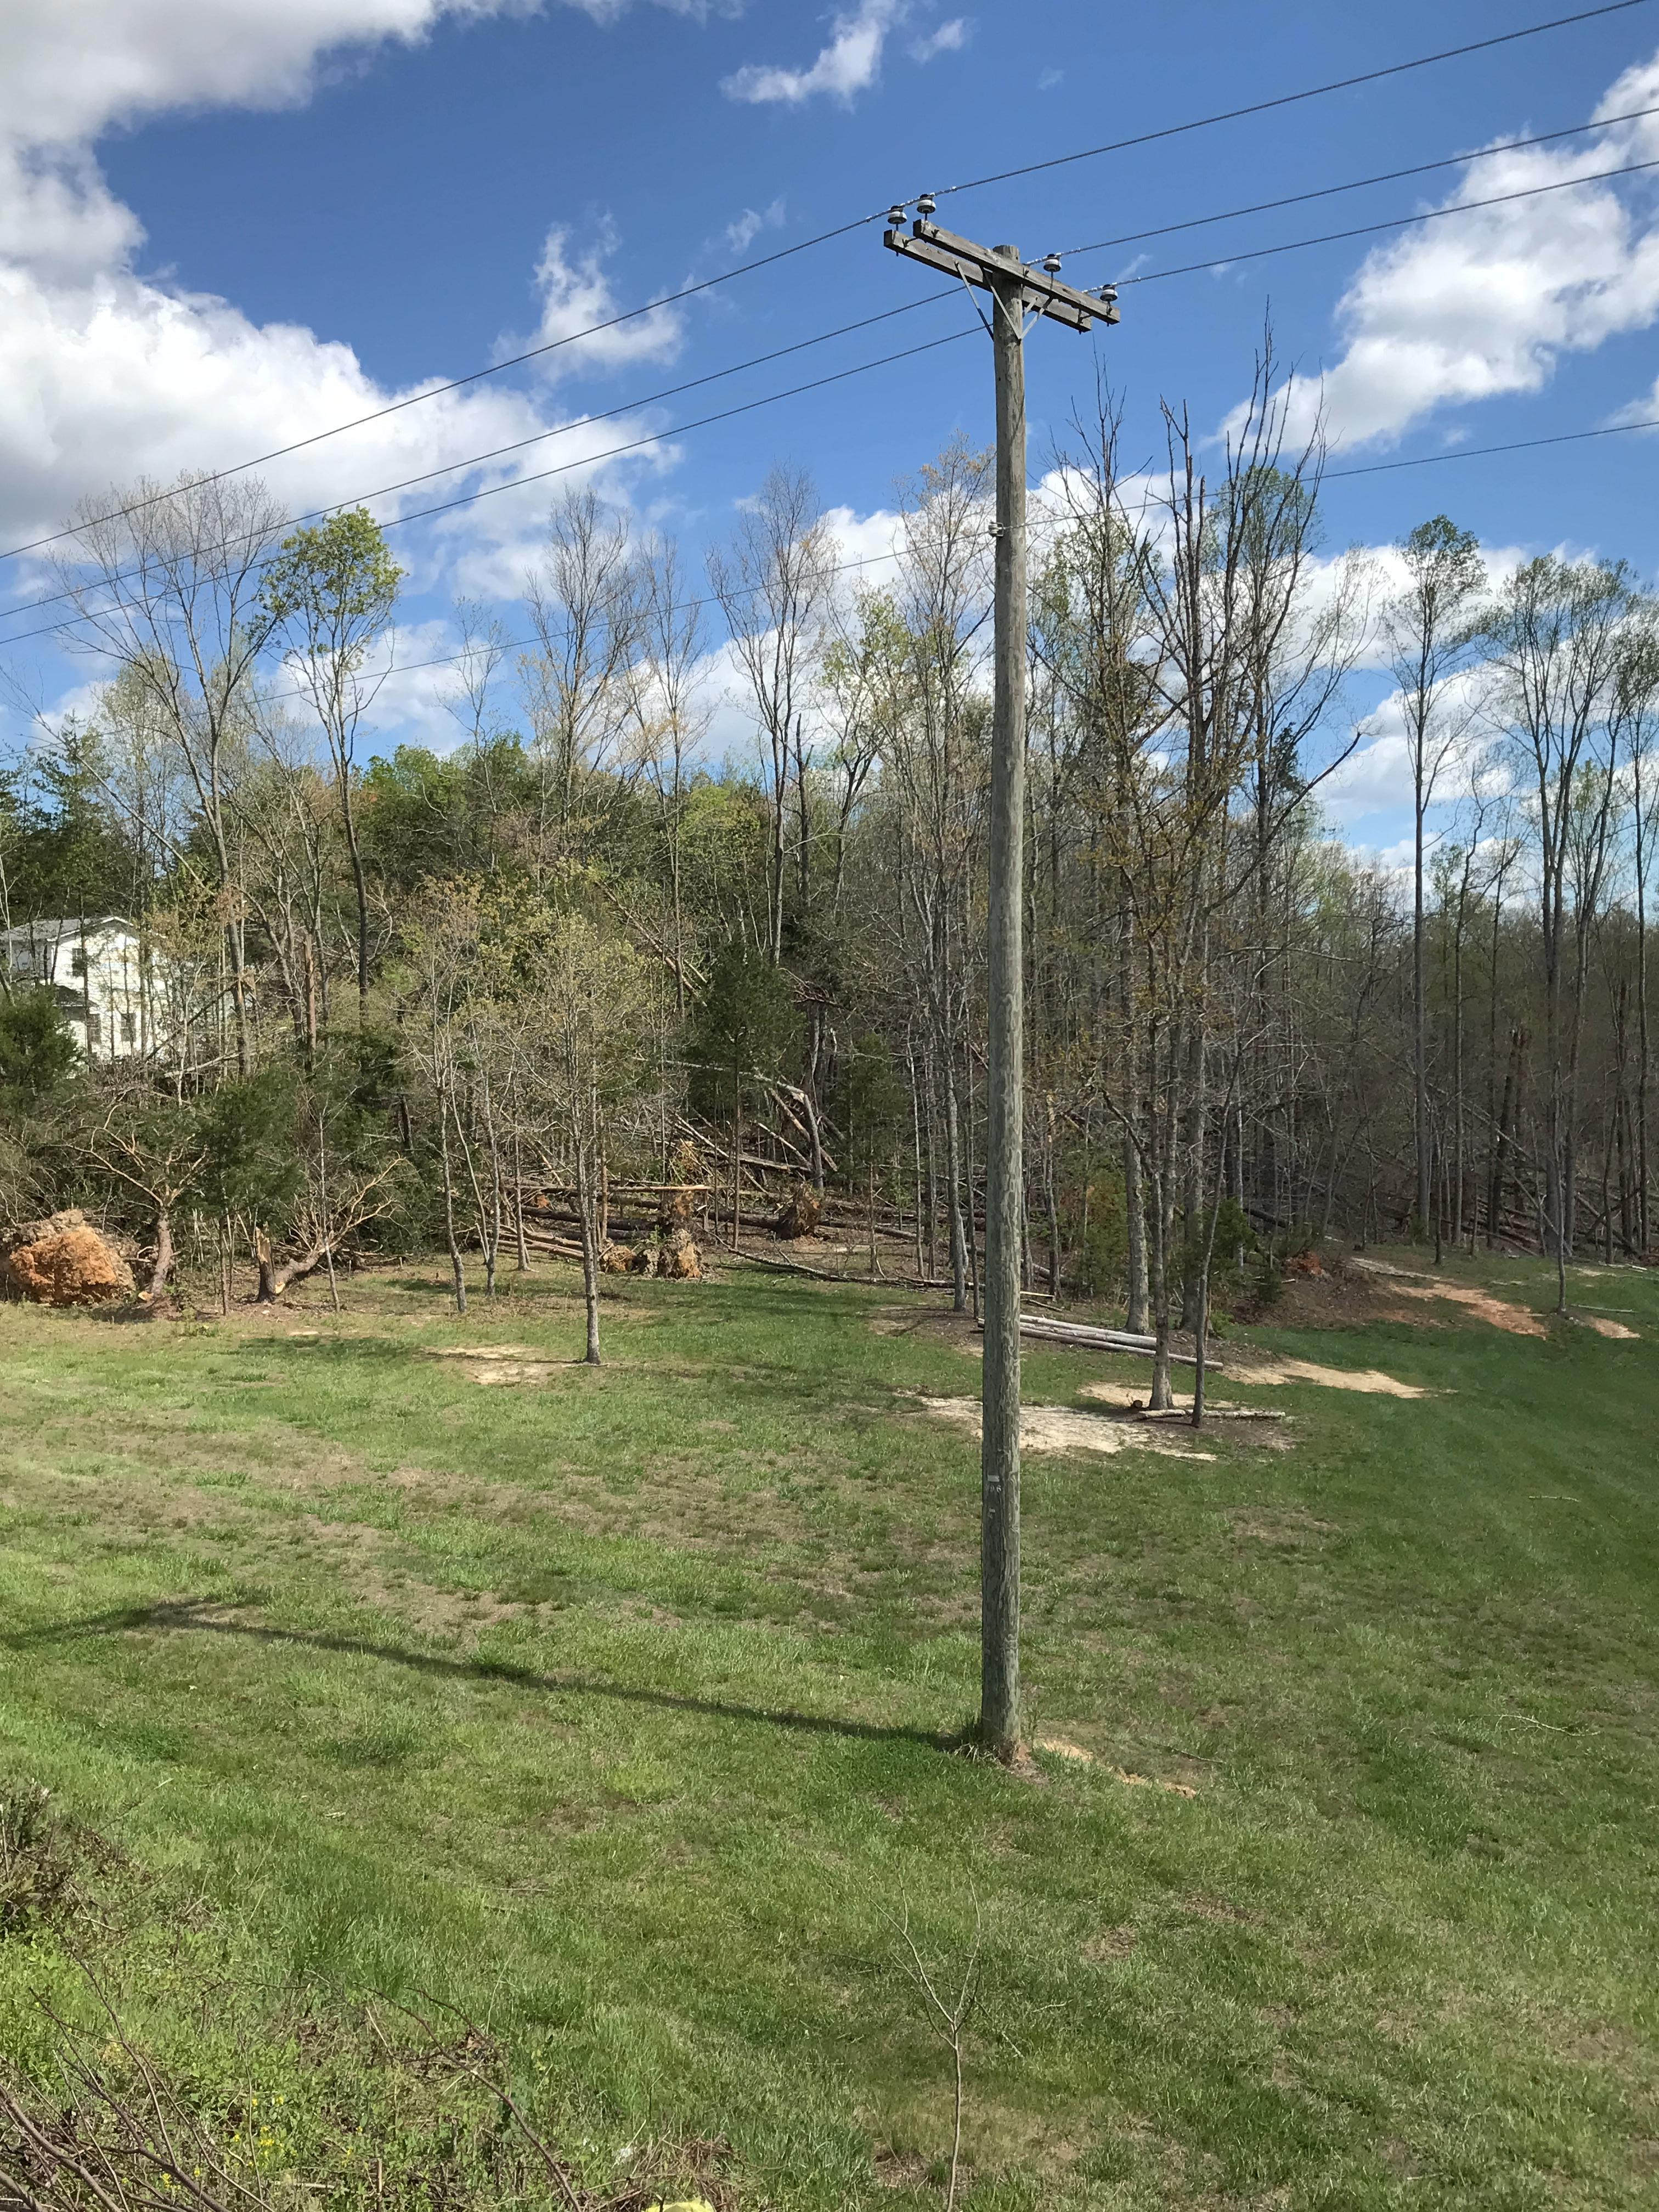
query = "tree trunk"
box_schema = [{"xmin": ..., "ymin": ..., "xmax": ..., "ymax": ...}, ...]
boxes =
[
  {"xmin": 576, "ymin": 1142, "xmax": 602, "ymax": 1365},
  {"xmin": 439, "ymin": 1102, "xmax": 467, "ymax": 1316},
  {"xmin": 142, "ymin": 1207, "xmax": 176, "ymax": 1310}
]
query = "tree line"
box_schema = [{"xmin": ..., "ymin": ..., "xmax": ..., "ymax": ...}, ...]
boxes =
[{"xmin": 4, "ymin": 357, "xmax": 1658, "ymax": 1370}]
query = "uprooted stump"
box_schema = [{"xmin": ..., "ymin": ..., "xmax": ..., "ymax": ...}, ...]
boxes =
[
  {"xmin": 655, "ymin": 1180, "xmax": 704, "ymax": 1281},
  {"xmin": 601, "ymin": 1242, "xmax": 653, "ymax": 1276},
  {"xmin": 1, "ymin": 1211, "xmax": 136, "ymax": 1308},
  {"xmin": 772, "ymin": 1183, "xmax": 821, "ymax": 1239}
]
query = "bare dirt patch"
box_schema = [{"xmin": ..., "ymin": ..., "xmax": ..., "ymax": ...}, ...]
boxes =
[
  {"xmin": 1582, "ymin": 1316, "xmax": 1640, "ymax": 1340},
  {"xmin": 428, "ymin": 1346, "xmax": 560, "ymax": 1385},
  {"xmin": 1081, "ymin": 1925, "xmax": 1139, "ymax": 1963},
  {"xmin": 1194, "ymin": 1356, "xmax": 1431, "ymax": 1398},
  {"xmin": 1228, "ymin": 1507, "xmax": 1338, "ymax": 1548},
  {"xmin": 913, "ymin": 1395, "xmax": 1216, "ymax": 1462},
  {"xmin": 1348, "ymin": 1257, "xmax": 1546, "ymax": 1336}
]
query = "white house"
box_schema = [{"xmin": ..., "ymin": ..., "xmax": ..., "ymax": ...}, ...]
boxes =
[{"xmin": 1, "ymin": 916, "xmax": 171, "ymax": 1063}]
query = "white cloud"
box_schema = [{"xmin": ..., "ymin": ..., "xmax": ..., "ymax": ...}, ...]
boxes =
[
  {"xmin": 910, "ymin": 17, "xmax": 968, "ymax": 61},
  {"xmin": 724, "ymin": 197, "xmax": 787, "ymax": 256},
  {"xmin": 522, "ymin": 220, "xmax": 684, "ymax": 376},
  {"xmin": 722, "ymin": 0, "xmax": 904, "ymax": 106},
  {"xmin": 0, "ymin": 0, "xmax": 703, "ymax": 590},
  {"xmin": 1264, "ymin": 48, "xmax": 1659, "ymax": 451}
]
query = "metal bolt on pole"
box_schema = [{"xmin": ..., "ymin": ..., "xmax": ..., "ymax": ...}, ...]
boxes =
[{"xmin": 882, "ymin": 208, "xmax": 1120, "ymax": 1761}]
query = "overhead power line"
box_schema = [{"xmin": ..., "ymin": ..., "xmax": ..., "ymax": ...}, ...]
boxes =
[
  {"xmin": 2, "ymin": 0, "xmax": 1643, "ymax": 573},
  {"xmin": 0, "ymin": 214, "xmax": 881, "ymax": 569},
  {"xmin": 1053, "ymin": 100, "xmax": 1659, "ymax": 261},
  {"xmin": 18, "ymin": 133, "xmax": 1658, "ymax": 642},
  {"xmin": 1324, "ymin": 414, "xmax": 1659, "ymax": 478},
  {"xmin": 1112, "ymin": 151, "xmax": 1659, "ymax": 286},
  {"xmin": 0, "ymin": 321, "xmax": 979, "ymax": 652},
  {"xmin": 0, "ymin": 290, "xmax": 956, "ymax": 636},
  {"xmin": 911, "ymin": 0, "xmax": 1657, "ymax": 210}
]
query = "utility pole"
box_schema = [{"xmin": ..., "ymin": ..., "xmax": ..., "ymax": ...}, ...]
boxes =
[{"xmin": 883, "ymin": 204, "xmax": 1119, "ymax": 1760}]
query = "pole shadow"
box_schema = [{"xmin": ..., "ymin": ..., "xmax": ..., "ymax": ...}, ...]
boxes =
[{"xmin": 5, "ymin": 1600, "xmax": 956, "ymax": 1754}]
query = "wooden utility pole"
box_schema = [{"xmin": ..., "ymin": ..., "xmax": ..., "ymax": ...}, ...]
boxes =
[{"xmin": 883, "ymin": 205, "xmax": 1119, "ymax": 1759}]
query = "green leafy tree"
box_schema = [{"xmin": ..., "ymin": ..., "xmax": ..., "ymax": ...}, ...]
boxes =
[
  {"xmin": 0, "ymin": 988, "xmax": 78, "ymax": 1096},
  {"xmin": 261, "ymin": 509, "xmax": 403, "ymax": 1013}
]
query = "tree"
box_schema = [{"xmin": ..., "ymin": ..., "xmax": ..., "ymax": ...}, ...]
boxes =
[
  {"xmin": 1486, "ymin": 555, "xmax": 1630, "ymax": 1294},
  {"xmin": 526, "ymin": 910, "xmax": 659, "ymax": 1363},
  {"xmin": 837, "ymin": 1033, "xmax": 907, "ymax": 1275},
  {"xmin": 709, "ymin": 467, "xmax": 833, "ymax": 962},
  {"xmin": 0, "ymin": 988, "xmax": 77, "ymax": 1095},
  {"xmin": 522, "ymin": 488, "xmax": 644, "ymax": 873},
  {"xmin": 56, "ymin": 471, "xmax": 287, "ymax": 1075},
  {"xmin": 261, "ymin": 507, "xmax": 403, "ymax": 1015},
  {"xmin": 688, "ymin": 944, "xmax": 799, "ymax": 1250},
  {"xmin": 1383, "ymin": 517, "xmax": 1487, "ymax": 1237}
]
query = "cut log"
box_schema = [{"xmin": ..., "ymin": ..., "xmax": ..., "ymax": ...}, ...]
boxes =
[{"xmin": 1013, "ymin": 1313, "xmax": 1221, "ymax": 1368}]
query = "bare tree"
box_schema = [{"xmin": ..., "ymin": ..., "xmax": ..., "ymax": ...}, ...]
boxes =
[
  {"xmin": 522, "ymin": 487, "xmax": 644, "ymax": 872},
  {"xmin": 1383, "ymin": 517, "xmax": 1487, "ymax": 1236},
  {"xmin": 55, "ymin": 472, "xmax": 287, "ymax": 1074},
  {"xmin": 1486, "ymin": 554, "xmax": 1631, "ymax": 1292},
  {"xmin": 709, "ymin": 465, "xmax": 833, "ymax": 963}
]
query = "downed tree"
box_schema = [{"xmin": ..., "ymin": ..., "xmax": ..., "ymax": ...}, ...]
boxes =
[{"xmin": 1013, "ymin": 1312, "xmax": 1221, "ymax": 1368}]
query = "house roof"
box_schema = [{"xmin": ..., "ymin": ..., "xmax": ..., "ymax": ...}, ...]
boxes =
[{"xmin": 0, "ymin": 917, "xmax": 134, "ymax": 949}]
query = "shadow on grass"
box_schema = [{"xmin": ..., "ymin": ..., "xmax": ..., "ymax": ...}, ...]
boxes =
[{"xmin": 6, "ymin": 1599, "xmax": 957, "ymax": 1755}]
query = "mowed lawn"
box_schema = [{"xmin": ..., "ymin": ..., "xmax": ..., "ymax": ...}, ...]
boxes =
[{"xmin": 0, "ymin": 1248, "xmax": 1655, "ymax": 2209}]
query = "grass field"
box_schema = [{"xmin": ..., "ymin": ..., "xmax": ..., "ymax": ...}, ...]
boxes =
[{"xmin": 0, "ymin": 1245, "xmax": 1655, "ymax": 2209}]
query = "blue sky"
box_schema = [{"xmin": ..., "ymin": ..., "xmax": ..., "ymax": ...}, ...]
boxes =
[{"xmin": 5, "ymin": 0, "xmax": 1659, "ymax": 856}]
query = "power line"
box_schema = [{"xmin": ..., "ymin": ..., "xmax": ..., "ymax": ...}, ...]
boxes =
[
  {"xmin": 1324, "ymin": 414, "xmax": 1659, "ymax": 478},
  {"xmin": 0, "ymin": 213, "xmax": 885, "ymax": 569},
  {"xmin": 1111, "ymin": 151, "xmax": 1659, "ymax": 286},
  {"xmin": 3, "ymin": 2, "xmax": 1643, "ymax": 573},
  {"xmin": 0, "ymin": 290, "xmax": 956, "ymax": 635},
  {"xmin": 1052, "ymin": 100, "xmax": 1659, "ymax": 261},
  {"xmin": 914, "ymin": 0, "xmax": 1657, "ymax": 210},
  {"xmin": 24, "ymin": 136, "xmax": 1658, "ymax": 644},
  {"xmin": 0, "ymin": 321, "xmax": 979, "ymax": 652}
]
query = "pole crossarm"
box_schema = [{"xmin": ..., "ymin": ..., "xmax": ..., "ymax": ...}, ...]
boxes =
[{"xmin": 883, "ymin": 218, "xmax": 1122, "ymax": 334}]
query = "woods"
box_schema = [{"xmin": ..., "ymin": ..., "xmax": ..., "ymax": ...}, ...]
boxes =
[{"xmin": 7, "ymin": 407, "xmax": 1659, "ymax": 1345}]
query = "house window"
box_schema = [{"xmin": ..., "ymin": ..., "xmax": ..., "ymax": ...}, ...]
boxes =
[
  {"xmin": 86, "ymin": 1011, "xmax": 101, "ymax": 1047},
  {"xmin": 69, "ymin": 948, "xmax": 87, "ymax": 978},
  {"xmin": 120, "ymin": 1013, "xmax": 137, "ymax": 1046}
]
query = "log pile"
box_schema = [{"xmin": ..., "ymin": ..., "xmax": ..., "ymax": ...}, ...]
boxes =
[{"xmin": 1014, "ymin": 1312, "xmax": 1221, "ymax": 1369}]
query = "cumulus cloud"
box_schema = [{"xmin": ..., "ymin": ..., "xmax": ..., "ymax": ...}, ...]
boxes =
[
  {"xmin": 724, "ymin": 197, "xmax": 786, "ymax": 255},
  {"xmin": 910, "ymin": 18, "xmax": 968, "ymax": 61},
  {"xmin": 722, "ymin": 0, "xmax": 904, "ymax": 106},
  {"xmin": 522, "ymin": 220, "xmax": 684, "ymax": 376},
  {"xmin": 0, "ymin": 0, "xmax": 706, "ymax": 593},
  {"xmin": 1262, "ymin": 48, "xmax": 1659, "ymax": 452}
]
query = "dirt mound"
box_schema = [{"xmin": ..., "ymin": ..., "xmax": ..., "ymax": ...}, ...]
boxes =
[{"xmin": 1, "ymin": 1210, "xmax": 135, "ymax": 1307}]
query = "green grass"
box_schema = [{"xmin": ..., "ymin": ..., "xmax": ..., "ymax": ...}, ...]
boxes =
[{"xmin": 1, "ymin": 1246, "xmax": 1656, "ymax": 2208}]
